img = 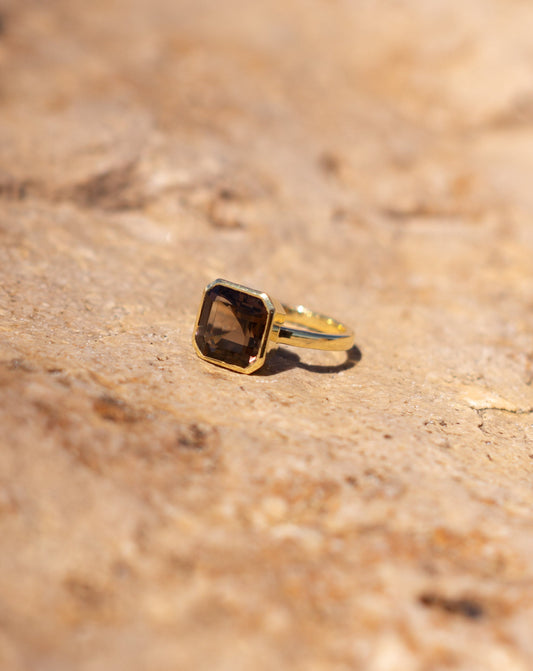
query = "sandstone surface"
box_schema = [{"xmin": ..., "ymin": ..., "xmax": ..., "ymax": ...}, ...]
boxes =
[{"xmin": 1, "ymin": 1, "xmax": 533, "ymax": 669}]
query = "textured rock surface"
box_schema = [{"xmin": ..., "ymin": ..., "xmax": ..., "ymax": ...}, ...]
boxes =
[{"xmin": 1, "ymin": 1, "xmax": 533, "ymax": 669}]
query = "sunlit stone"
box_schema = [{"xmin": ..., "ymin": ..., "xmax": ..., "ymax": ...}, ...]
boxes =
[{"xmin": 195, "ymin": 285, "xmax": 268, "ymax": 369}]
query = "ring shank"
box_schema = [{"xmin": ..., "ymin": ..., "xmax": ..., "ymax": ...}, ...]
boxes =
[{"xmin": 272, "ymin": 304, "xmax": 354, "ymax": 351}]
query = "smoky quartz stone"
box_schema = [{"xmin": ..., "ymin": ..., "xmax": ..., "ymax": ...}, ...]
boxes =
[{"xmin": 195, "ymin": 284, "xmax": 269, "ymax": 369}]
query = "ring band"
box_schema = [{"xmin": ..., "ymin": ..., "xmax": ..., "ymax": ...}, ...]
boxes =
[{"xmin": 192, "ymin": 278, "xmax": 354, "ymax": 374}]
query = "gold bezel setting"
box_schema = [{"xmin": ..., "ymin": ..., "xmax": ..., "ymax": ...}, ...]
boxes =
[{"xmin": 192, "ymin": 278, "xmax": 279, "ymax": 374}]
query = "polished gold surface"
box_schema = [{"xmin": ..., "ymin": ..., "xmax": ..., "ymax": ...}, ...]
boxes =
[
  {"xmin": 273, "ymin": 304, "xmax": 355, "ymax": 351},
  {"xmin": 193, "ymin": 279, "xmax": 355, "ymax": 373}
]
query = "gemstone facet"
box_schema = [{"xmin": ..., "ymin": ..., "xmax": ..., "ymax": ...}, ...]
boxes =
[{"xmin": 194, "ymin": 283, "xmax": 269, "ymax": 371}]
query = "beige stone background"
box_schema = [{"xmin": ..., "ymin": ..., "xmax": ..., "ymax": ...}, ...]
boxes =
[{"xmin": 1, "ymin": 0, "xmax": 533, "ymax": 669}]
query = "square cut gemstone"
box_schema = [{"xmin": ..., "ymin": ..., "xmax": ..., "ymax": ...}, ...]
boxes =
[{"xmin": 195, "ymin": 284, "xmax": 269, "ymax": 369}]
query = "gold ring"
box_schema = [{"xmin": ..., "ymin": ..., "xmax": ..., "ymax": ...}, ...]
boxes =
[{"xmin": 192, "ymin": 278, "xmax": 355, "ymax": 374}]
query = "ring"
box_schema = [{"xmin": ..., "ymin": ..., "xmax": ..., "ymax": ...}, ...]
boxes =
[{"xmin": 192, "ymin": 278, "xmax": 355, "ymax": 374}]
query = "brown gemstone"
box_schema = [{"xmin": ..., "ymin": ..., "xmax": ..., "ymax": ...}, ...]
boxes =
[{"xmin": 195, "ymin": 284, "xmax": 269, "ymax": 369}]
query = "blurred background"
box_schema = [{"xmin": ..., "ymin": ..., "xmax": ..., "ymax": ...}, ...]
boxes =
[{"xmin": 2, "ymin": 0, "xmax": 533, "ymax": 313}]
